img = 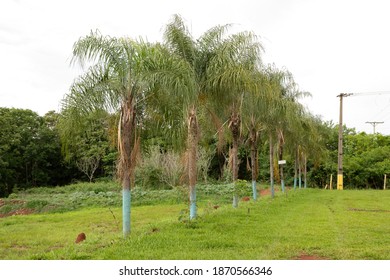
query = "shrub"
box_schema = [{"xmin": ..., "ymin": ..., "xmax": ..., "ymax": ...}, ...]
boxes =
[
  {"xmin": 197, "ymin": 146, "xmax": 215, "ymax": 183},
  {"xmin": 234, "ymin": 179, "xmax": 252, "ymax": 198},
  {"xmin": 26, "ymin": 200, "xmax": 49, "ymax": 210},
  {"xmin": 136, "ymin": 146, "xmax": 183, "ymax": 189}
]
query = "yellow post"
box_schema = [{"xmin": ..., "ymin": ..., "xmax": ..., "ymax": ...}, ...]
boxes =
[
  {"xmin": 337, "ymin": 174, "xmax": 343, "ymax": 190},
  {"xmin": 384, "ymin": 174, "xmax": 387, "ymax": 190}
]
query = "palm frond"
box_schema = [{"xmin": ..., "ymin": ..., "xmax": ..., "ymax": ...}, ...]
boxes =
[
  {"xmin": 163, "ymin": 14, "xmax": 196, "ymax": 65},
  {"xmin": 62, "ymin": 64, "xmax": 122, "ymax": 115},
  {"xmin": 71, "ymin": 30, "xmax": 124, "ymax": 70}
]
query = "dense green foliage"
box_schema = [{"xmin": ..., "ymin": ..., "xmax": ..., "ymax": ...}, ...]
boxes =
[
  {"xmin": 2, "ymin": 107, "xmax": 390, "ymax": 197},
  {"xmin": 309, "ymin": 124, "xmax": 390, "ymax": 189},
  {"xmin": 1, "ymin": 185, "xmax": 389, "ymax": 259},
  {"xmin": 0, "ymin": 108, "xmax": 120, "ymax": 197},
  {"xmin": 0, "ymin": 108, "xmax": 76, "ymax": 196}
]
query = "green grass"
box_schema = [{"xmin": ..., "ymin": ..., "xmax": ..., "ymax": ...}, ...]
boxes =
[{"xmin": 1, "ymin": 187, "xmax": 389, "ymax": 260}]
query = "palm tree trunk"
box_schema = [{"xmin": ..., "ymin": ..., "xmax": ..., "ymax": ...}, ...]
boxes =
[
  {"xmin": 298, "ymin": 152, "xmax": 302, "ymax": 189},
  {"xmin": 294, "ymin": 147, "xmax": 298, "ymax": 190},
  {"xmin": 304, "ymin": 155, "xmax": 307, "ymax": 188},
  {"xmin": 118, "ymin": 98, "xmax": 136, "ymax": 237},
  {"xmin": 269, "ymin": 133, "xmax": 275, "ymax": 198},
  {"xmin": 278, "ymin": 132, "xmax": 285, "ymax": 193},
  {"xmin": 250, "ymin": 127, "xmax": 258, "ymax": 200},
  {"xmin": 230, "ymin": 110, "xmax": 241, "ymax": 207},
  {"xmin": 188, "ymin": 107, "xmax": 198, "ymax": 219}
]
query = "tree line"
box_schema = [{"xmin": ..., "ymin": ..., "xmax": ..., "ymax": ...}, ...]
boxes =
[
  {"xmin": 1, "ymin": 107, "xmax": 388, "ymax": 196},
  {"xmin": 0, "ymin": 108, "xmax": 116, "ymax": 196}
]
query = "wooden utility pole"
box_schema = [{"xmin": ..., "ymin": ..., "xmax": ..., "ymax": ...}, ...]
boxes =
[
  {"xmin": 366, "ymin": 121, "xmax": 384, "ymax": 134},
  {"xmin": 337, "ymin": 93, "xmax": 352, "ymax": 190}
]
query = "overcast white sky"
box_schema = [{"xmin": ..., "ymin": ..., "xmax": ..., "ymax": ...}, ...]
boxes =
[{"xmin": 1, "ymin": 0, "xmax": 390, "ymax": 134}]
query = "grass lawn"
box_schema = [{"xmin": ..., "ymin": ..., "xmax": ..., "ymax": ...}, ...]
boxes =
[{"xmin": 0, "ymin": 188, "xmax": 389, "ymax": 260}]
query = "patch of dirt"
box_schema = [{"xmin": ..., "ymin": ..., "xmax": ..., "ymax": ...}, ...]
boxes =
[
  {"xmin": 12, "ymin": 245, "xmax": 30, "ymax": 251},
  {"xmin": 260, "ymin": 189, "xmax": 272, "ymax": 196},
  {"xmin": 0, "ymin": 199, "xmax": 34, "ymax": 218},
  {"xmin": 259, "ymin": 186, "xmax": 292, "ymax": 196},
  {"xmin": 7, "ymin": 199, "xmax": 26, "ymax": 205},
  {"xmin": 0, "ymin": 208, "xmax": 35, "ymax": 218},
  {"xmin": 0, "ymin": 199, "xmax": 26, "ymax": 207},
  {"xmin": 294, "ymin": 253, "xmax": 329, "ymax": 260}
]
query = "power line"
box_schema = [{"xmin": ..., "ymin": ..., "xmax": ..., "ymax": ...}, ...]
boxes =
[
  {"xmin": 372, "ymin": 98, "xmax": 390, "ymax": 117},
  {"xmin": 351, "ymin": 91, "xmax": 390, "ymax": 96},
  {"xmin": 339, "ymin": 91, "xmax": 390, "ymax": 134}
]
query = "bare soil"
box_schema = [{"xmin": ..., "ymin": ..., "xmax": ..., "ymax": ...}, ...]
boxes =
[
  {"xmin": 0, "ymin": 208, "xmax": 35, "ymax": 218},
  {"xmin": 0, "ymin": 199, "xmax": 34, "ymax": 218}
]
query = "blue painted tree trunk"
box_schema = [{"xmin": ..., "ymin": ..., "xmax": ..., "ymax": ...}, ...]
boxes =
[
  {"xmin": 189, "ymin": 186, "xmax": 196, "ymax": 219},
  {"xmin": 252, "ymin": 180, "xmax": 257, "ymax": 200},
  {"xmin": 119, "ymin": 98, "xmax": 136, "ymax": 238},
  {"xmin": 233, "ymin": 194, "xmax": 239, "ymax": 208},
  {"xmin": 122, "ymin": 176, "xmax": 131, "ymax": 237},
  {"xmin": 304, "ymin": 156, "xmax": 307, "ymax": 189},
  {"xmin": 230, "ymin": 109, "xmax": 240, "ymax": 208},
  {"xmin": 294, "ymin": 147, "xmax": 298, "ymax": 190},
  {"xmin": 278, "ymin": 131, "xmax": 285, "ymax": 193},
  {"xmin": 188, "ymin": 107, "xmax": 198, "ymax": 220},
  {"xmin": 249, "ymin": 128, "xmax": 258, "ymax": 201},
  {"xmin": 269, "ymin": 134, "xmax": 275, "ymax": 198}
]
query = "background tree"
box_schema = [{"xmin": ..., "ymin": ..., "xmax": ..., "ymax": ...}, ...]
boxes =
[
  {"xmin": 59, "ymin": 110, "xmax": 113, "ymax": 182},
  {"xmin": 0, "ymin": 108, "xmax": 72, "ymax": 197}
]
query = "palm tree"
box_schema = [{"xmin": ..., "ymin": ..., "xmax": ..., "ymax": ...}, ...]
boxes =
[
  {"xmin": 277, "ymin": 97, "xmax": 308, "ymax": 193},
  {"xmin": 241, "ymin": 72, "xmax": 270, "ymax": 200},
  {"xmin": 263, "ymin": 64, "xmax": 310, "ymax": 195},
  {"xmin": 207, "ymin": 33, "xmax": 263, "ymax": 208},
  {"xmin": 262, "ymin": 65, "xmax": 288, "ymax": 197},
  {"xmin": 163, "ymin": 15, "xmax": 263, "ymax": 212},
  {"xmin": 62, "ymin": 31, "xmax": 193, "ymax": 237},
  {"xmin": 297, "ymin": 113, "xmax": 325, "ymax": 189}
]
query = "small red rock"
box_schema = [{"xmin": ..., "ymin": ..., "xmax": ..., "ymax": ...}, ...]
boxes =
[{"xmin": 75, "ymin": 233, "xmax": 86, "ymax": 243}]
